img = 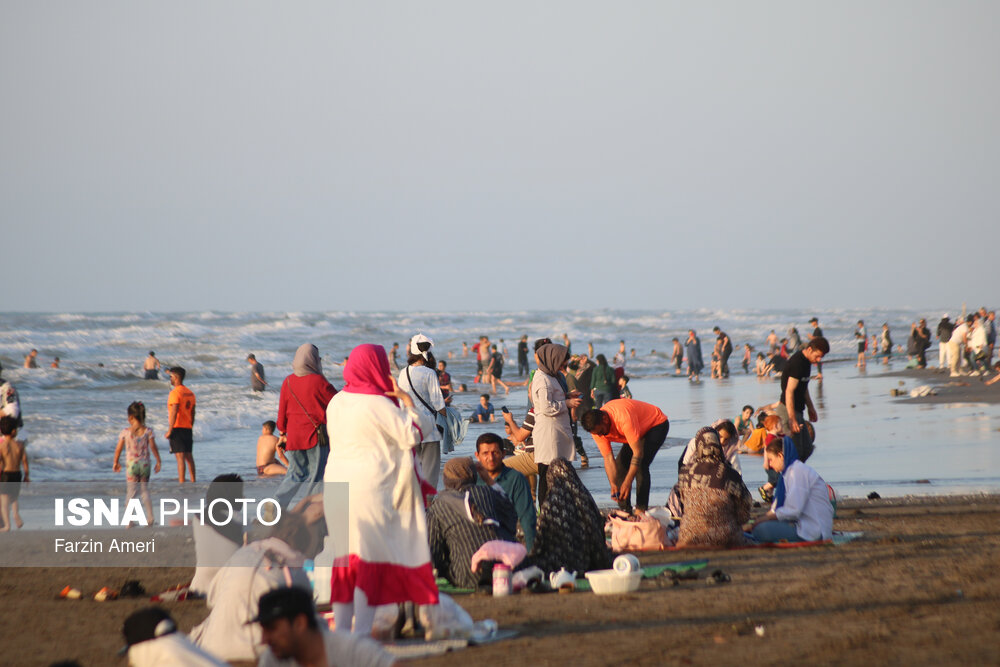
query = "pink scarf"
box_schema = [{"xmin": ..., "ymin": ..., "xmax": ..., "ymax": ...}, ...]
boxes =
[{"xmin": 343, "ymin": 344, "xmax": 397, "ymax": 406}]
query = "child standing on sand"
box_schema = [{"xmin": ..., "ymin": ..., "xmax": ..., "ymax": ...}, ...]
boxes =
[
  {"xmin": 112, "ymin": 401, "xmax": 161, "ymax": 524},
  {"xmin": 0, "ymin": 416, "xmax": 29, "ymax": 531}
]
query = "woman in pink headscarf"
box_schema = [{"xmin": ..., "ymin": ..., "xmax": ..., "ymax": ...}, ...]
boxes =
[{"xmin": 323, "ymin": 344, "xmax": 438, "ymax": 636}]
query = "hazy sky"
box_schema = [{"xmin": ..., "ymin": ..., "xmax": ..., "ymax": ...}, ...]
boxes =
[{"xmin": 2, "ymin": 2, "xmax": 998, "ymax": 312}]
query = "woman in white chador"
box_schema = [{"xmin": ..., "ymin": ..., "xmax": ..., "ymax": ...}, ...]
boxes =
[{"xmin": 323, "ymin": 344, "xmax": 439, "ymax": 636}]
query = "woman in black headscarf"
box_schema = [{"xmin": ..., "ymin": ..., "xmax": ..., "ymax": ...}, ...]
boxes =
[{"xmin": 426, "ymin": 458, "xmax": 517, "ymax": 589}]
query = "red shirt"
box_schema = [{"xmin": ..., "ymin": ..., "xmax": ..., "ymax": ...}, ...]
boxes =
[{"xmin": 277, "ymin": 374, "xmax": 337, "ymax": 451}]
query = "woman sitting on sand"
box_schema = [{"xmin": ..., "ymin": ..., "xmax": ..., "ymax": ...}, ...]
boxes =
[
  {"xmin": 426, "ymin": 458, "xmax": 517, "ymax": 589},
  {"xmin": 676, "ymin": 427, "xmax": 752, "ymax": 548},
  {"xmin": 524, "ymin": 458, "xmax": 612, "ymax": 574},
  {"xmin": 748, "ymin": 437, "xmax": 834, "ymax": 543}
]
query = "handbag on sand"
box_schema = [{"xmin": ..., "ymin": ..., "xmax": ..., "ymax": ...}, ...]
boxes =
[{"xmin": 606, "ymin": 510, "xmax": 669, "ymax": 552}]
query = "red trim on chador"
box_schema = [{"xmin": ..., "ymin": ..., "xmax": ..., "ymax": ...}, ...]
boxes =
[{"xmin": 330, "ymin": 555, "xmax": 439, "ymax": 606}]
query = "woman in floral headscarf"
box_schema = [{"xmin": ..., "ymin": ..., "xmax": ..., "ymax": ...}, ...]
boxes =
[
  {"xmin": 323, "ymin": 344, "xmax": 438, "ymax": 636},
  {"xmin": 676, "ymin": 427, "xmax": 752, "ymax": 548}
]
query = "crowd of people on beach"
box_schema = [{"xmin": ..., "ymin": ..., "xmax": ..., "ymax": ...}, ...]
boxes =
[{"xmin": 4, "ymin": 309, "xmax": 997, "ymax": 665}]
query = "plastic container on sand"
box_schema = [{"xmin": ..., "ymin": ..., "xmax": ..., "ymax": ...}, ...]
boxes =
[{"xmin": 585, "ymin": 569, "xmax": 642, "ymax": 595}]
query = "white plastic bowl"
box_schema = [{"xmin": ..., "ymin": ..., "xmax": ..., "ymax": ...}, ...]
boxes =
[{"xmin": 585, "ymin": 569, "xmax": 642, "ymax": 595}]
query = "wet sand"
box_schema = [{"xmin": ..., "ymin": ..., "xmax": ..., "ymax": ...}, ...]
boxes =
[
  {"xmin": 0, "ymin": 495, "xmax": 998, "ymax": 666},
  {"xmin": 880, "ymin": 366, "xmax": 1000, "ymax": 405}
]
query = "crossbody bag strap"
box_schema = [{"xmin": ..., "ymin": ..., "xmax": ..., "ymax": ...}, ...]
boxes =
[
  {"xmin": 406, "ymin": 365, "xmax": 438, "ymax": 416},
  {"xmin": 288, "ymin": 381, "xmax": 320, "ymax": 430}
]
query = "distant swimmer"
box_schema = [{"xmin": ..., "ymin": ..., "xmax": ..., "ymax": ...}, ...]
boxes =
[
  {"xmin": 256, "ymin": 420, "xmax": 287, "ymax": 476},
  {"xmin": 247, "ymin": 353, "xmax": 267, "ymax": 392},
  {"xmin": 389, "ymin": 342, "xmax": 401, "ymax": 372},
  {"xmin": 23, "ymin": 349, "xmax": 38, "ymax": 369},
  {"xmin": 51, "ymin": 357, "xmax": 60, "ymax": 369},
  {"xmin": 143, "ymin": 351, "xmax": 161, "ymax": 380}
]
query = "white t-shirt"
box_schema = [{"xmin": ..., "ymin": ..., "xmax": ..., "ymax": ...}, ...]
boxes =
[
  {"xmin": 397, "ymin": 364, "xmax": 445, "ymax": 443},
  {"xmin": 949, "ymin": 322, "xmax": 969, "ymax": 345},
  {"xmin": 969, "ymin": 324, "xmax": 988, "ymax": 352}
]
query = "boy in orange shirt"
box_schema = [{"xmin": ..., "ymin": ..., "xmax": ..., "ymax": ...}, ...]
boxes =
[
  {"xmin": 165, "ymin": 366, "xmax": 197, "ymax": 483},
  {"xmin": 581, "ymin": 399, "xmax": 669, "ymax": 513}
]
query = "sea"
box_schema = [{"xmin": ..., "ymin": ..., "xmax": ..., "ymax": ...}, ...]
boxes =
[{"xmin": 2, "ymin": 307, "xmax": 998, "ymax": 519}]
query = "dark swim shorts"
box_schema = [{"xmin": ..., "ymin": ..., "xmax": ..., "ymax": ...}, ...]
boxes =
[
  {"xmin": 169, "ymin": 428, "xmax": 193, "ymax": 454},
  {"xmin": 0, "ymin": 470, "xmax": 23, "ymax": 500},
  {"xmin": 144, "ymin": 369, "xmax": 158, "ymax": 380}
]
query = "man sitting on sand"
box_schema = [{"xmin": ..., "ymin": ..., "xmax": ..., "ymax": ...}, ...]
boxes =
[
  {"xmin": 257, "ymin": 421, "xmax": 288, "ymax": 476},
  {"xmin": 254, "ymin": 587, "xmax": 395, "ymax": 667},
  {"xmin": 122, "ymin": 607, "xmax": 228, "ymax": 666},
  {"xmin": 475, "ymin": 433, "xmax": 536, "ymax": 550}
]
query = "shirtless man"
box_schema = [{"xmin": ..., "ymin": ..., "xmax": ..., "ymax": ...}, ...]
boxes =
[
  {"xmin": 23, "ymin": 349, "xmax": 38, "ymax": 369},
  {"xmin": 257, "ymin": 420, "xmax": 288, "ymax": 476},
  {"xmin": 143, "ymin": 351, "xmax": 161, "ymax": 380},
  {"xmin": 0, "ymin": 416, "xmax": 29, "ymax": 530}
]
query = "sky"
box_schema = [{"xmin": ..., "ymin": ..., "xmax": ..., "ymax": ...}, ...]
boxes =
[{"xmin": 2, "ymin": 2, "xmax": 998, "ymax": 313}]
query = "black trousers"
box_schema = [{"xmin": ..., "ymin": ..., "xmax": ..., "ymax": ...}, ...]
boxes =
[{"xmin": 614, "ymin": 419, "xmax": 670, "ymax": 511}]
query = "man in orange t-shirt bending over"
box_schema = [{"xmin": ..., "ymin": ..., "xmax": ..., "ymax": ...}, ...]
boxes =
[
  {"xmin": 581, "ymin": 399, "xmax": 669, "ymax": 513},
  {"xmin": 165, "ymin": 366, "xmax": 197, "ymax": 483}
]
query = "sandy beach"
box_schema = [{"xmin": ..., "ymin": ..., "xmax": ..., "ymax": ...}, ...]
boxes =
[{"xmin": 1, "ymin": 494, "xmax": 998, "ymax": 666}]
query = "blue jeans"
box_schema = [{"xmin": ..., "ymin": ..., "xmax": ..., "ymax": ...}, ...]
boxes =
[
  {"xmin": 593, "ymin": 390, "xmax": 613, "ymax": 409},
  {"xmin": 274, "ymin": 446, "xmax": 329, "ymax": 508},
  {"xmin": 752, "ymin": 519, "xmax": 802, "ymax": 543}
]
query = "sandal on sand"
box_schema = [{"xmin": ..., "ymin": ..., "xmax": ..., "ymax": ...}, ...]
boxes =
[{"xmin": 707, "ymin": 570, "xmax": 731, "ymax": 584}]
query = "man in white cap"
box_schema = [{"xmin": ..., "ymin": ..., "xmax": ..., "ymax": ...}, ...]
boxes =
[{"xmin": 396, "ymin": 334, "xmax": 446, "ymax": 488}]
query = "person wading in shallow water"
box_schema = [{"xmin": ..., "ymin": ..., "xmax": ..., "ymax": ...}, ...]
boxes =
[{"xmin": 165, "ymin": 366, "xmax": 196, "ymax": 483}]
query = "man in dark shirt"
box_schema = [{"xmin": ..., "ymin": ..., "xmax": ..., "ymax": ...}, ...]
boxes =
[
  {"xmin": 808, "ymin": 318, "xmax": 824, "ymax": 380},
  {"xmin": 517, "ymin": 336, "xmax": 529, "ymax": 377},
  {"xmin": 936, "ymin": 315, "xmax": 954, "ymax": 370},
  {"xmin": 475, "ymin": 433, "xmax": 536, "ymax": 550},
  {"xmin": 713, "ymin": 327, "xmax": 733, "ymax": 378},
  {"xmin": 777, "ymin": 337, "xmax": 829, "ymax": 460},
  {"xmin": 247, "ymin": 354, "xmax": 267, "ymax": 392}
]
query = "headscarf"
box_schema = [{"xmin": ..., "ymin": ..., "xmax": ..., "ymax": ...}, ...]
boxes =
[
  {"xmin": 773, "ymin": 435, "xmax": 800, "ymax": 509},
  {"xmin": 535, "ymin": 343, "xmax": 569, "ymax": 377},
  {"xmin": 292, "ymin": 343, "xmax": 323, "ymax": 377},
  {"xmin": 342, "ymin": 344, "xmax": 396, "ymax": 406},
  {"xmin": 442, "ymin": 457, "xmax": 478, "ymax": 491},
  {"xmin": 526, "ymin": 458, "xmax": 612, "ymax": 574},
  {"xmin": 408, "ymin": 333, "xmax": 434, "ymax": 362},
  {"xmin": 677, "ymin": 427, "xmax": 747, "ymax": 499}
]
